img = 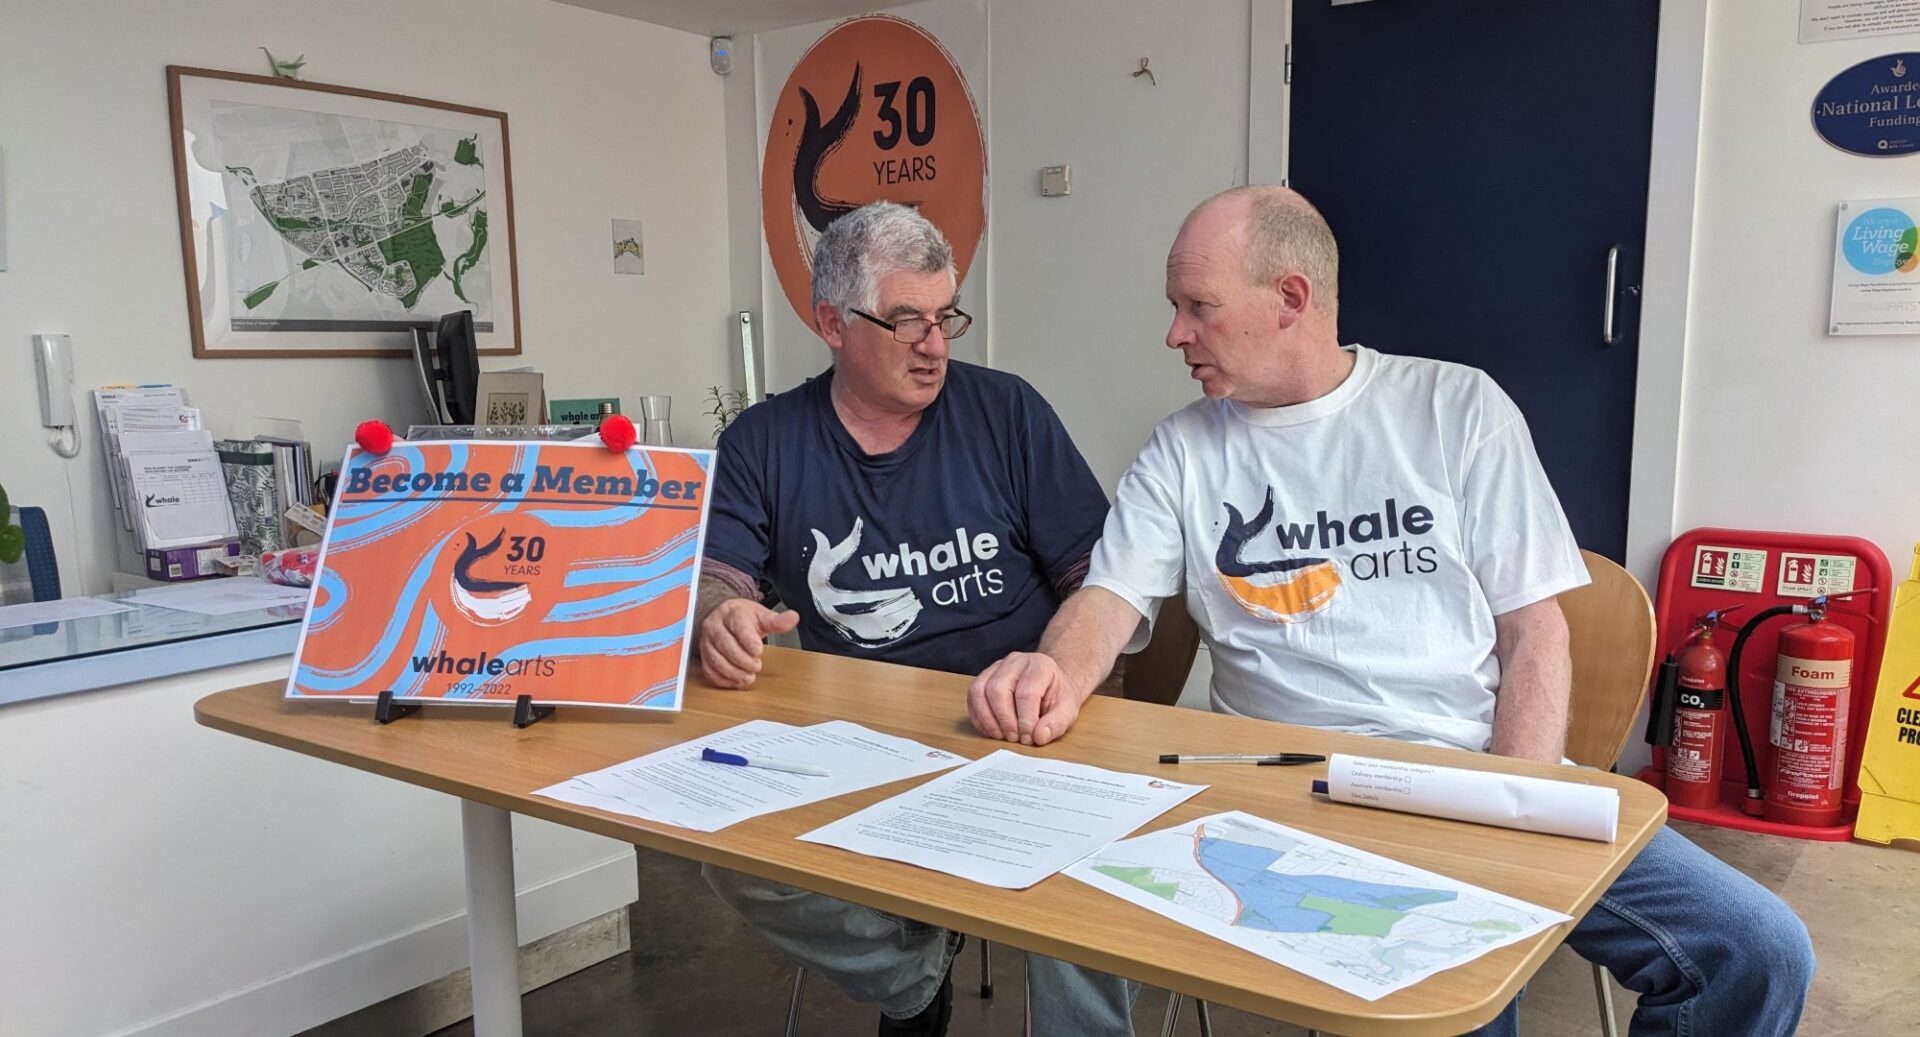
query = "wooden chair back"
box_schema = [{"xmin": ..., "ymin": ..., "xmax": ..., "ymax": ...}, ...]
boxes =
[
  {"xmin": 1561, "ymin": 549, "xmax": 1658, "ymax": 769},
  {"xmin": 1122, "ymin": 598, "xmax": 1203, "ymax": 707}
]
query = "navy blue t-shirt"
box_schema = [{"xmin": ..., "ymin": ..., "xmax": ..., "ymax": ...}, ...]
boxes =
[{"xmin": 703, "ymin": 361, "xmax": 1109, "ymax": 675}]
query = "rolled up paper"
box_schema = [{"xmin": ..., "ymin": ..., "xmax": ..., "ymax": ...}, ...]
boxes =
[{"xmin": 1316, "ymin": 753, "xmax": 1619, "ymax": 842}]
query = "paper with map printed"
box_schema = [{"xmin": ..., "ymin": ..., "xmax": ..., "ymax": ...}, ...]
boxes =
[
  {"xmin": 210, "ymin": 101, "xmax": 494, "ymax": 331},
  {"xmin": 1066, "ymin": 810, "xmax": 1569, "ymax": 1000}
]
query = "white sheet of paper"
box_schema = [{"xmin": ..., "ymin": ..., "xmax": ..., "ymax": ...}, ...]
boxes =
[
  {"xmin": 127, "ymin": 580, "xmax": 310, "ymax": 615},
  {"xmin": 1067, "ymin": 810, "xmax": 1570, "ymax": 1001},
  {"xmin": 534, "ymin": 720, "xmax": 968, "ymax": 832},
  {"xmin": 0, "ymin": 597, "xmax": 136, "ymax": 630},
  {"xmin": 798, "ymin": 749, "xmax": 1209, "ymax": 889}
]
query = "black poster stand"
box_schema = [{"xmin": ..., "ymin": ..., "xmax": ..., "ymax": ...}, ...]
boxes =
[{"xmin": 372, "ymin": 690, "xmax": 555, "ymax": 728}]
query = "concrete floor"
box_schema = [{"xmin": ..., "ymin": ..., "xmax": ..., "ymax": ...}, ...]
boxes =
[{"xmin": 426, "ymin": 820, "xmax": 1918, "ymax": 1037}]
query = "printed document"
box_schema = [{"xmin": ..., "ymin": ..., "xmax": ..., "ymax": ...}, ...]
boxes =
[
  {"xmin": 128, "ymin": 580, "xmax": 310, "ymax": 616},
  {"xmin": 798, "ymin": 749, "xmax": 1208, "ymax": 889},
  {"xmin": 1321, "ymin": 754, "xmax": 1619, "ymax": 841},
  {"xmin": 0, "ymin": 597, "xmax": 135, "ymax": 631},
  {"xmin": 534, "ymin": 720, "xmax": 966, "ymax": 832},
  {"xmin": 1068, "ymin": 810, "xmax": 1569, "ymax": 1000}
]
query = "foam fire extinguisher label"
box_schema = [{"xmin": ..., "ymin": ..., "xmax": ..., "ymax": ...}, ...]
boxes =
[
  {"xmin": 1690, "ymin": 545, "xmax": 1768, "ymax": 593},
  {"xmin": 1772, "ymin": 654, "xmax": 1853, "ymax": 793},
  {"xmin": 1776, "ymin": 552, "xmax": 1857, "ymax": 598}
]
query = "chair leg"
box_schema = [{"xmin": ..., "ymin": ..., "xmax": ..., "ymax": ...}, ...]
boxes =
[
  {"xmin": 1160, "ymin": 992, "xmax": 1185, "ymax": 1037},
  {"xmin": 1195, "ymin": 999, "xmax": 1213, "ymax": 1037},
  {"xmin": 980, "ymin": 939, "xmax": 994, "ymax": 998},
  {"xmin": 1593, "ymin": 962, "xmax": 1620, "ymax": 1037},
  {"xmin": 783, "ymin": 966, "xmax": 806, "ymax": 1037},
  {"xmin": 1022, "ymin": 960, "xmax": 1034, "ymax": 1037}
]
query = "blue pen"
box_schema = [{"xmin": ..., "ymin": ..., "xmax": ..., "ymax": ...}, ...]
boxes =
[{"xmin": 700, "ymin": 747, "xmax": 832, "ymax": 777}]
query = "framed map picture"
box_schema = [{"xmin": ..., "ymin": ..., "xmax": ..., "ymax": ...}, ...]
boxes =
[{"xmin": 167, "ymin": 67, "xmax": 521, "ymax": 358}]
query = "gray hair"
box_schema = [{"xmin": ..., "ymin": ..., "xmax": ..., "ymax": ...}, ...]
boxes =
[
  {"xmin": 809, "ymin": 202, "xmax": 955, "ymax": 317},
  {"xmin": 1195, "ymin": 186, "xmax": 1339, "ymax": 314}
]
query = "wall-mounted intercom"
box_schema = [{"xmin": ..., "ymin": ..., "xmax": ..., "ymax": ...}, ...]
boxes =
[
  {"xmin": 32, "ymin": 333, "xmax": 82, "ymax": 458},
  {"xmin": 32, "ymin": 334, "xmax": 74, "ymax": 428}
]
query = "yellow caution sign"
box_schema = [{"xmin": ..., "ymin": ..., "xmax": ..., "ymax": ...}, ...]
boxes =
[{"xmin": 1856, "ymin": 543, "xmax": 1920, "ymax": 846}]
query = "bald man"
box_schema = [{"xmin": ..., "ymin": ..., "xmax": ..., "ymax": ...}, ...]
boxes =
[{"xmin": 969, "ymin": 187, "xmax": 1815, "ymax": 1037}]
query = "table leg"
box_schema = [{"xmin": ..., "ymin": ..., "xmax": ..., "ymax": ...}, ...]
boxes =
[{"xmin": 461, "ymin": 800, "xmax": 523, "ymax": 1037}]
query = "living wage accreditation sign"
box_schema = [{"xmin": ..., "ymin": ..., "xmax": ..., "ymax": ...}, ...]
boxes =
[{"xmin": 287, "ymin": 440, "xmax": 712, "ymax": 709}]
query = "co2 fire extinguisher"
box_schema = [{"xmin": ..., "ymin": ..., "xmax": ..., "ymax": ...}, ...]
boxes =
[
  {"xmin": 1764, "ymin": 607, "xmax": 1855, "ymax": 827},
  {"xmin": 1666, "ymin": 617, "xmax": 1730, "ymax": 811}
]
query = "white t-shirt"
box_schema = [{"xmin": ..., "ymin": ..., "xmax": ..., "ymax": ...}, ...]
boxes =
[{"xmin": 1085, "ymin": 345, "xmax": 1589, "ymax": 752}]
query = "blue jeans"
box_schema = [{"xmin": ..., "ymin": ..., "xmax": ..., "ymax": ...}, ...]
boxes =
[
  {"xmin": 1470, "ymin": 826, "xmax": 1814, "ymax": 1037},
  {"xmin": 703, "ymin": 865, "xmax": 1140, "ymax": 1034}
]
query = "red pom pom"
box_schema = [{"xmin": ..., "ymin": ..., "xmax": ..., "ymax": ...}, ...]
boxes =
[
  {"xmin": 354, "ymin": 420, "xmax": 395, "ymax": 456},
  {"xmin": 599, "ymin": 413, "xmax": 637, "ymax": 452}
]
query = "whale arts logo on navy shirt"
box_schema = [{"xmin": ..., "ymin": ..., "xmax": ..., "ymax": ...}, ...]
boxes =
[{"xmin": 805, "ymin": 516, "xmax": 1009, "ymax": 647}]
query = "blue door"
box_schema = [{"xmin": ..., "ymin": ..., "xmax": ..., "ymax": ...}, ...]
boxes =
[{"xmin": 1289, "ymin": 1, "xmax": 1660, "ymax": 560}]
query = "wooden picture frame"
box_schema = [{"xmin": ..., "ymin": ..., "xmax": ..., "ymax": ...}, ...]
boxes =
[{"xmin": 167, "ymin": 66, "xmax": 521, "ymax": 358}]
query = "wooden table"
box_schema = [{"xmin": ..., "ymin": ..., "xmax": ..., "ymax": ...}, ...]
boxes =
[{"xmin": 195, "ymin": 646, "xmax": 1665, "ymax": 1037}]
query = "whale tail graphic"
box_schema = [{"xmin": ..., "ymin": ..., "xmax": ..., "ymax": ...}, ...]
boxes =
[
  {"xmin": 451, "ymin": 530, "xmax": 532, "ymax": 623},
  {"xmin": 794, "ymin": 65, "xmax": 864, "ymax": 234},
  {"xmin": 807, "ymin": 518, "xmax": 921, "ymax": 647},
  {"xmin": 1214, "ymin": 489, "xmax": 1340, "ymax": 624}
]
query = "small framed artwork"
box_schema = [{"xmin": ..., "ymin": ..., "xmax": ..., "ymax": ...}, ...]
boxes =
[
  {"xmin": 475, "ymin": 371, "xmax": 544, "ymax": 426},
  {"xmin": 612, "ymin": 219, "xmax": 644, "ymax": 274},
  {"xmin": 167, "ymin": 66, "xmax": 522, "ymax": 358}
]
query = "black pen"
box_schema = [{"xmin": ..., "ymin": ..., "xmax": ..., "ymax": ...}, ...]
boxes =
[{"xmin": 1158, "ymin": 753, "xmax": 1328, "ymax": 766}]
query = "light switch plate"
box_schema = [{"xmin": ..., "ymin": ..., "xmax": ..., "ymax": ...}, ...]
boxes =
[{"xmin": 1040, "ymin": 164, "xmax": 1071, "ymax": 197}]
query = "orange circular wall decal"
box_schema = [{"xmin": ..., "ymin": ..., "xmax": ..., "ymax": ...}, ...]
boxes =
[{"xmin": 762, "ymin": 16, "xmax": 987, "ymax": 328}]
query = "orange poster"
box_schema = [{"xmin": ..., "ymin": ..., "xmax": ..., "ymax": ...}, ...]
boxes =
[
  {"xmin": 287, "ymin": 440, "xmax": 712, "ymax": 709},
  {"xmin": 762, "ymin": 14, "xmax": 987, "ymax": 327}
]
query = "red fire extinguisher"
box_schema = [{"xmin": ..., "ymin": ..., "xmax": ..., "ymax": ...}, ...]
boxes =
[
  {"xmin": 1666, "ymin": 617, "xmax": 1729, "ymax": 811},
  {"xmin": 1764, "ymin": 606, "xmax": 1854, "ymax": 827}
]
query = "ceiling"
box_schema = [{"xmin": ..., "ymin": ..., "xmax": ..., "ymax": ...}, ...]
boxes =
[{"xmin": 553, "ymin": 0, "xmax": 882, "ymax": 37}]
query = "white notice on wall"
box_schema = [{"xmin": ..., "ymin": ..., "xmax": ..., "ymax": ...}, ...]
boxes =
[
  {"xmin": 1801, "ymin": 0, "xmax": 1920, "ymax": 44},
  {"xmin": 1830, "ymin": 198, "xmax": 1920, "ymax": 336}
]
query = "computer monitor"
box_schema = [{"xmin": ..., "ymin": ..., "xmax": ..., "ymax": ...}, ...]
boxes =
[
  {"xmin": 433, "ymin": 310, "xmax": 479, "ymax": 424},
  {"xmin": 409, "ymin": 327, "xmax": 446, "ymax": 423}
]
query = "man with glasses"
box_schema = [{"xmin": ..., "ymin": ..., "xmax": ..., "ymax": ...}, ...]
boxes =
[{"xmin": 695, "ymin": 202, "xmax": 1135, "ymax": 1036}]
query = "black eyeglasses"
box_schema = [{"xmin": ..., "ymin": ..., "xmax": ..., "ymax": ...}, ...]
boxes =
[{"xmin": 849, "ymin": 307, "xmax": 973, "ymax": 344}]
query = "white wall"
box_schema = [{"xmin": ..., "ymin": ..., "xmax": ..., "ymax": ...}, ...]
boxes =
[
  {"xmin": 987, "ymin": 0, "xmax": 1250, "ymax": 490},
  {"xmin": 0, "ymin": 659, "xmax": 637, "ymax": 1037},
  {"xmin": 0, "ymin": 0, "xmax": 735, "ymax": 594},
  {"xmin": 1674, "ymin": 6, "xmax": 1920, "ymax": 570}
]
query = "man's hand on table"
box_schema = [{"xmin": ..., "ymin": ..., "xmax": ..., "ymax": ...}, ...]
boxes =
[
  {"xmin": 969, "ymin": 651, "xmax": 1087, "ymax": 746},
  {"xmin": 699, "ymin": 598, "xmax": 800, "ymax": 688}
]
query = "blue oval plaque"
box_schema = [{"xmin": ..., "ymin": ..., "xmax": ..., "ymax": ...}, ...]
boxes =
[{"xmin": 1813, "ymin": 53, "xmax": 1920, "ymax": 157}]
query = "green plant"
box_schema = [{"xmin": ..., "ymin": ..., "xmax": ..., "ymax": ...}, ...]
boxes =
[
  {"xmin": 0, "ymin": 482, "xmax": 22, "ymax": 565},
  {"xmin": 706, "ymin": 385, "xmax": 751, "ymax": 440}
]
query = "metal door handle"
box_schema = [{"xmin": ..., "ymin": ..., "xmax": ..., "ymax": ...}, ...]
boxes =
[{"xmin": 1602, "ymin": 245, "xmax": 1619, "ymax": 346}]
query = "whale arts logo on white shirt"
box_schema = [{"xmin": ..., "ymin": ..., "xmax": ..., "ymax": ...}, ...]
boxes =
[{"xmin": 806, "ymin": 517, "xmax": 1009, "ymax": 647}]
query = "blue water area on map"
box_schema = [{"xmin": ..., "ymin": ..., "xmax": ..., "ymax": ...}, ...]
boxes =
[{"xmin": 1197, "ymin": 836, "xmax": 1457, "ymax": 933}]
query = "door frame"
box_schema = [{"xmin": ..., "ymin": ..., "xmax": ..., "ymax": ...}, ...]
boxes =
[{"xmin": 1258, "ymin": 0, "xmax": 1711, "ymax": 588}]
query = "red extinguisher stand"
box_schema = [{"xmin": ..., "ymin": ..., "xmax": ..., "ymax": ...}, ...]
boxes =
[{"xmin": 1637, "ymin": 529, "xmax": 1892, "ymax": 841}]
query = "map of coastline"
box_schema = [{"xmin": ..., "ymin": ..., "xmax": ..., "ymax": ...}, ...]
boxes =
[{"xmin": 208, "ymin": 100, "xmax": 495, "ymax": 333}]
